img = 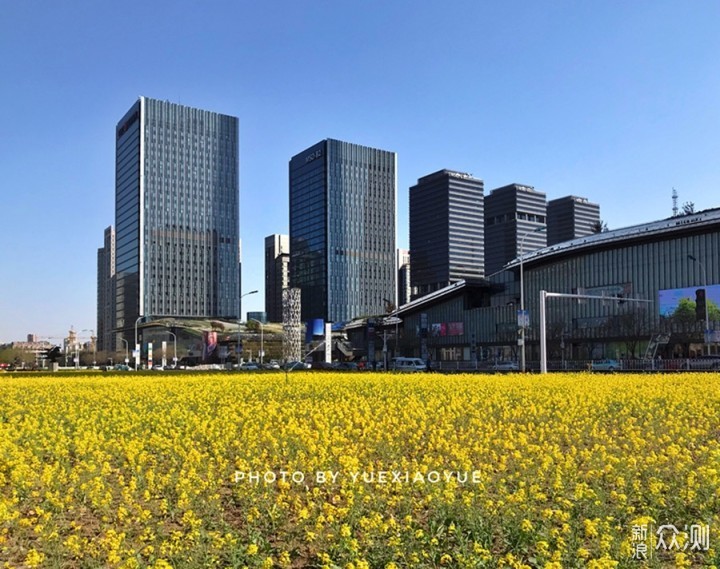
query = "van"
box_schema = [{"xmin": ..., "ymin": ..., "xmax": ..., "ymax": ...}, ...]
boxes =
[{"xmin": 391, "ymin": 357, "xmax": 427, "ymax": 372}]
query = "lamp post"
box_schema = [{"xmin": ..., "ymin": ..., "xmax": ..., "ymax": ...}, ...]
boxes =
[
  {"xmin": 238, "ymin": 290, "xmax": 259, "ymax": 363},
  {"xmin": 120, "ymin": 338, "xmax": 129, "ymax": 365},
  {"xmin": 519, "ymin": 225, "xmax": 547, "ymax": 372},
  {"xmin": 249, "ymin": 318, "xmax": 264, "ymax": 365},
  {"xmin": 134, "ymin": 315, "xmax": 146, "ymax": 369},
  {"xmin": 167, "ymin": 331, "xmax": 178, "ymax": 368},
  {"xmin": 688, "ymin": 254, "xmax": 711, "ymax": 355}
]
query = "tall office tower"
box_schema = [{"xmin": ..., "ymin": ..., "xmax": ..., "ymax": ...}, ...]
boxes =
[
  {"xmin": 289, "ymin": 139, "xmax": 396, "ymax": 323},
  {"xmin": 397, "ymin": 249, "xmax": 411, "ymax": 308},
  {"xmin": 484, "ymin": 183, "xmax": 547, "ymax": 275},
  {"xmin": 114, "ymin": 97, "xmax": 239, "ymax": 345},
  {"xmin": 265, "ymin": 234, "xmax": 290, "ymax": 322},
  {"xmin": 546, "ymin": 195, "xmax": 601, "ymax": 245},
  {"xmin": 96, "ymin": 226, "xmax": 116, "ymax": 352},
  {"xmin": 409, "ymin": 170, "xmax": 484, "ymax": 299}
]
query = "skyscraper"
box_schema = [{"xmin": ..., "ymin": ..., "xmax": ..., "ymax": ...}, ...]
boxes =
[
  {"xmin": 289, "ymin": 139, "xmax": 396, "ymax": 323},
  {"xmin": 114, "ymin": 97, "xmax": 239, "ymax": 345},
  {"xmin": 96, "ymin": 226, "xmax": 115, "ymax": 352},
  {"xmin": 484, "ymin": 183, "xmax": 547, "ymax": 275},
  {"xmin": 397, "ymin": 249, "xmax": 411, "ymax": 308},
  {"xmin": 547, "ymin": 195, "xmax": 601, "ymax": 245},
  {"xmin": 409, "ymin": 170, "xmax": 484, "ymax": 299},
  {"xmin": 265, "ymin": 234, "xmax": 290, "ymax": 323}
]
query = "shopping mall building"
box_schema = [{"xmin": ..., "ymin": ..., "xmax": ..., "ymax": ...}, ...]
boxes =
[{"xmin": 392, "ymin": 209, "xmax": 720, "ymax": 366}]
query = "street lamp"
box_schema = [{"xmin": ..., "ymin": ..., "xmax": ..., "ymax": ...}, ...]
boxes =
[
  {"xmin": 519, "ymin": 225, "xmax": 547, "ymax": 372},
  {"xmin": 688, "ymin": 254, "xmax": 711, "ymax": 355},
  {"xmin": 120, "ymin": 338, "xmax": 129, "ymax": 365},
  {"xmin": 134, "ymin": 315, "xmax": 146, "ymax": 369},
  {"xmin": 238, "ymin": 290, "xmax": 259, "ymax": 363},
  {"xmin": 249, "ymin": 318, "xmax": 264, "ymax": 365},
  {"xmin": 167, "ymin": 331, "xmax": 178, "ymax": 368}
]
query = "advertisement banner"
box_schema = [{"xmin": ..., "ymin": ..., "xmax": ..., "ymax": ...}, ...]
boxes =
[
  {"xmin": 659, "ymin": 284, "xmax": 720, "ymax": 317},
  {"xmin": 203, "ymin": 331, "xmax": 218, "ymax": 361}
]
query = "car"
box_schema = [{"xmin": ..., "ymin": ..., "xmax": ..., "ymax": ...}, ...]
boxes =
[
  {"xmin": 283, "ymin": 361, "xmax": 311, "ymax": 370},
  {"xmin": 239, "ymin": 362, "xmax": 260, "ymax": 371},
  {"xmin": 590, "ymin": 359, "xmax": 622, "ymax": 371},
  {"xmin": 391, "ymin": 357, "xmax": 428, "ymax": 372},
  {"xmin": 492, "ymin": 361, "xmax": 519, "ymax": 371},
  {"xmin": 688, "ymin": 355, "xmax": 720, "ymax": 370},
  {"xmin": 113, "ymin": 364, "xmax": 131, "ymax": 371}
]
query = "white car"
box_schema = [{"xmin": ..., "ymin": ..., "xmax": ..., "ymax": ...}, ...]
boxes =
[
  {"xmin": 391, "ymin": 357, "xmax": 428, "ymax": 372},
  {"xmin": 492, "ymin": 361, "xmax": 519, "ymax": 371},
  {"xmin": 590, "ymin": 359, "xmax": 622, "ymax": 371}
]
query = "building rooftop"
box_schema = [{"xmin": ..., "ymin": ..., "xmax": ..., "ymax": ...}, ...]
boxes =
[{"xmin": 506, "ymin": 208, "xmax": 720, "ymax": 270}]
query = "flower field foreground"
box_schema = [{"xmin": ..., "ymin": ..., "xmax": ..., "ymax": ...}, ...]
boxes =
[{"xmin": 0, "ymin": 372, "xmax": 719, "ymax": 569}]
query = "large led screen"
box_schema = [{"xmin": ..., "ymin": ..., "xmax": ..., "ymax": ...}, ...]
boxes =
[{"xmin": 658, "ymin": 284, "xmax": 720, "ymax": 316}]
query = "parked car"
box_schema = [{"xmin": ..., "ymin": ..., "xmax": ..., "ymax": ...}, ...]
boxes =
[
  {"xmin": 283, "ymin": 361, "xmax": 311, "ymax": 370},
  {"xmin": 391, "ymin": 357, "xmax": 428, "ymax": 372},
  {"xmin": 492, "ymin": 361, "xmax": 519, "ymax": 371},
  {"xmin": 239, "ymin": 362, "xmax": 260, "ymax": 371},
  {"xmin": 590, "ymin": 359, "xmax": 622, "ymax": 371},
  {"xmin": 688, "ymin": 355, "xmax": 720, "ymax": 370},
  {"xmin": 263, "ymin": 360, "xmax": 281, "ymax": 370},
  {"xmin": 333, "ymin": 361, "xmax": 359, "ymax": 371}
]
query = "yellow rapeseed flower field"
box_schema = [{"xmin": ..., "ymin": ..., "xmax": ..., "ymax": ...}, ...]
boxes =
[{"xmin": 0, "ymin": 372, "xmax": 718, "ymax": 568}]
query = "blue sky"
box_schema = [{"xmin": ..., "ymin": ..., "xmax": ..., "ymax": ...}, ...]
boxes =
[{"xmin": 1, "ymin": 0, "xmax": 719, "ymax": 343}]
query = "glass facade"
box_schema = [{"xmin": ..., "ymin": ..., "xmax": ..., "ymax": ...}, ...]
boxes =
[
  {"xmin": 115, "ymin": 97, "xmax": 239, "ymax": 344},
  {"xmin": 96, "ymin": 226, "xmax": 115, "ymax": 352},
  {"xmin": 265, "ymin": 234, "xmax": 290, "ymax": 323},
  {"xmin": 290, "ymin": 139, "xmax": 396, "ymax": 323}
]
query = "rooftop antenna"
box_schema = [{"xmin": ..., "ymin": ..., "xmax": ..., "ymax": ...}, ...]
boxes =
[{"xmin": 672, "ymin": 187, "xmax": 679, "ymax": 217}]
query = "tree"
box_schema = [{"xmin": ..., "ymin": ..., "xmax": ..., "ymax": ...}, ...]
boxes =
[
  {"xmin": 670, "ymin": 297, "xmax": 697, "ymax": 324},
  {"xmin": 591, "ymin": 220, "xmax": 608, "ymax": 233},
  {"xmin": 613, "ymin": 307, "xmax": 650, "ymax": 358},
  {"xmin": 682, "ymin": 201, "xmax": 695, "ymax": 215},
  {"xmin": 0, "ymin": 348, "xmax": 36, "ymax": 368},
  {"xmin": 671, "ymin": 297, "xmax": 720, "ymax": 323}
]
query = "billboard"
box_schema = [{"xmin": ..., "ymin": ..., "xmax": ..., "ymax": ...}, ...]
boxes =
[
  {"xmin": 658, "ymin": 284, "xmax": 720, "ymax": 317},
  {"xmin": 305, "ymin": 318, "xmax": 325, "ymax": 342},
  {"xmin": 430, "ymin": 322, "xmax": 464, "ymax": 337}
]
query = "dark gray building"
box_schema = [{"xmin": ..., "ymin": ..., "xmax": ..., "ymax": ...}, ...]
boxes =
[
  {"xmin": 114, "ymin": 97, "xmax": 240, "ymax": 347},
  {"xmin": 484, "ymin": 183, "xmax": 547, "ymax": 276},
  {"xmin": 409, "ymin": 170, "xmax": 484, "ymax": 299},
  {"xmin": 547, "ymin": 195, "xmax": 601, "ymax": 246},
  {"xmin": 96, "ymin": 226, "xmax": 115, "ymax": 352},
  {"xmin": 289, "ymin": 139, "xmax": 396, "ymax": 323},
  {"xmin": 265, "ymin": 234, "xmax": 290, "ymax": 323},
  {"xmin": 393, "ymin": 209, "xmax": 720, "ymax": 365}
]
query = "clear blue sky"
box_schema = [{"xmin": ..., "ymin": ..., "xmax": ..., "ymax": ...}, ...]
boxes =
[{"xmin": 1, "ymin": 0, "xmax": 719, "ymax": 343}]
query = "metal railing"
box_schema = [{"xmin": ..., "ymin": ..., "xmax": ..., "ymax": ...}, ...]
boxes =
[{"xmin": 430, "ymin": 358, "xmax": 720, "ymax": 373}]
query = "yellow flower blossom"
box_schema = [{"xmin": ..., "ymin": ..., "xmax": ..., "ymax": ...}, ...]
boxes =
[{"xmin": 0, "ymin": 372, "xmax": 717, "ymax": 567}]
